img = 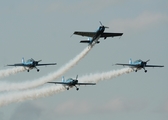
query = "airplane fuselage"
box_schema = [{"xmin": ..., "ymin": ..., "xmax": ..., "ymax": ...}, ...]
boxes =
[
  {"xmin": 89, "ymin": 26, "xmax": 105, "ymax": 45},
  {"xmin": 132, "ymin": 60, "xmax": 146, "ymax": 68},
  {"xmin": 64, "ymin": 79, "xmax": 78, "ymax": 86},
  {"xmin": 23, "ymin": 60, "xmax": 38, "ymax": 67}
]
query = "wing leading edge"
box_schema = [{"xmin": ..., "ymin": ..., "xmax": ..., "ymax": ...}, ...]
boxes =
[
  {"xmin": 74, "ymin": 32, "xmax": 96, "ymax": 37},
  {"xmin": 48, "ymin": 82, "xmax": 96, "ymax": 85},
  {"xmin": 115, "ymin": 63, "xmax": 139, "ymax": 67},
  {"xmin": 101, "ymin": 33, "xmax": 123, "ymax": 38},
  {"xmin": 7, "ymin": 63, "xmax": 24, "ymax": 66},
  {"xmin": 145, "ymin": 65, "xmax": 164, "ymax": 67},
  {"xmin": 77, "ymin": 83, "xmax": 96, "ymax": 85},
  {"xmin": 48, "ymin": 82, "xmax": 69, "ymax": 85},
  {"xmin": 74, "ymin": 31, "xmax": 123, "ymax": 38},
  {"xmin": 36, "ymin": 63, "xmax": 57, "ymax": 66}
]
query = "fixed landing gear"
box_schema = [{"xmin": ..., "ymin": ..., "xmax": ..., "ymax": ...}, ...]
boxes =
[
  {"xmin": 135, "ymin": 70, "xmax": 137, "ymax": 72},
  {"xmin": 67, "ymin": 87, "xmax": 69, "ymax": 90},
  {"xmin": 143, "ymin": 67, "xmax": 147, "ymax": 73},
  {"xmin": 37, "ymin": 69, "xmax": 40, "ymax": 72},
  {"xmin": 74, "ymin": 86, "xmax": 79, "ymax": 91},
  {"xmin": 27, "ymin": 69, "xmax": 29, "ymax": 72}
]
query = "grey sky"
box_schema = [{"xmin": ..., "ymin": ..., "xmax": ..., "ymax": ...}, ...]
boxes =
[{"xmin": 0, "ymin": 0, "xmax": 168, "ymax": 120}]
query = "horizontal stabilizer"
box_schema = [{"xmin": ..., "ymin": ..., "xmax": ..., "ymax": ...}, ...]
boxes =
[{"xmin": 80, "ymin": 40, "xmax": 90, "ymax": 43}]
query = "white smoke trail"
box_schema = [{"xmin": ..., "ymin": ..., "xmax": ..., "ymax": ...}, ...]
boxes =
[
  {"xmin": 0, "ymin": 68, "xmax": 133, "ymax": 107},
  {"xmin": 0, "ymin": 67, "xmax": 25, "ymax": 79},
  {"xmin": 0, "ymin": 46, "xmax": 92, "ymax": 91},
  {"xmin": 79, "ymin": 68, "xmax": 134, "ymax": 83},
  {"xmin": 0, "ymin": 85, "xmax": 65, "ymax": 107}
]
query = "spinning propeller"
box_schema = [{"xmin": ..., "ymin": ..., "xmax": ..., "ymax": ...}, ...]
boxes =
[
  {"xmin": 144, "ymin": 59, "xmax": 150, "ymax": 65},
  {"xmin": 99, "ymin": 21, "xmax": 109, "ymax": 28}
]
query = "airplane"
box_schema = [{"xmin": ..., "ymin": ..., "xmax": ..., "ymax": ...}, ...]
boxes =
[
  {"xmin": 115, "ymin": 59, "xmax": 164, "ymax": 73},
  {"xmin": 7, "ymin": 58, "xmax": 57, "ymax": 72},
  {"xmin": 48, "ymin": 75, "xmax": 96, "ymax": 91},
  {"xmin": 73, "ymin": 21, "xmax": 123, "ymax": 46}
]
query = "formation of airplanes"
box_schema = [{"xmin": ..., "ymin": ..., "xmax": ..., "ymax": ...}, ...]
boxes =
[
  {"xmin": 5, "ymin": 22, "xmax": 164, "ymax": 91},
  {"xmin": 115, "ymin": 59, "xmax": 164, "ymax": 73},
  {"xmin": 7, "ymin": 58, "xmax": 56, "ymax": 72},
  {"xmin": 48, "ymin": 75, "xmax": 96, "ymax": 90}
]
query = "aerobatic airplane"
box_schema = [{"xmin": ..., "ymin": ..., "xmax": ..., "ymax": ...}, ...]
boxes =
[
  {"xmin": 73, "ymin": 21, "xmax": 123, "ymax": 46},
  {"xmin": 7, "ymin": 58, "xmax": 57, "ymax": 72},
  {"xmin": 115, "ymin": 59, "xmax": 164, "ymax": 72},
  {"xmin": 48, "ymin": 75, "xmax": 96, "ymax": 90}
]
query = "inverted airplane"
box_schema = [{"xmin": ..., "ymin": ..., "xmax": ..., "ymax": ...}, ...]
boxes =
[
  {"xmin": 48, "ymin": 75, "xmax": 96, "ymax": 91},
  {"xmin": 7, "ymin": 58, "xmax": 57, "ymax": 72},
  {"xmin": 73, "ymin": 21, "xmax": 123, "ymax": 46},
  {"xmin": 115, "ymin": 59, "xmax": 164, "ymax": 73}
]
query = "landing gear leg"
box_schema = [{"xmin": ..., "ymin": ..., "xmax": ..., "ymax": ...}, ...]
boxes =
[
  {"xmin": 143, "ymin": 68, "xmax": 147, "ymax": 73},
  {"xmin": 74, "ymin": 86, "xmax": 79, "ymax": 91}
]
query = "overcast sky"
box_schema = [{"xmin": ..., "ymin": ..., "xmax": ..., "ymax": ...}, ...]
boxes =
[{"xmin": 0, "ymin": 0, "xmax": 167, "ymax": 120}]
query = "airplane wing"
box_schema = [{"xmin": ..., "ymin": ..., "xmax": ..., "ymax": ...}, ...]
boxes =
[
  {"xmin": 36, "ymin": 63, "xmax": 57, "ymax": 66},
  {"xmin": 47, "ymin": 82, "xmax": 69, "ymax": 85},
  {"xmin": 76, "ymin": 83, "xmax": 96, "ymax": 85},
  {"xmin": 145, "ymin": 65, "xmax": 164, "ymax": 67},
  {"xmin": 101, "ymin": 32, "xmax": 123, "ymax": 38},
  {"xmin": 115, "ymin": 63, "xmax": 139, "ymax": 67},
  {"xmin": 7, "ymin": 63, "xmax": 24, "ymax": 66},
  {"xmin": 74, "ymin": 31, "xmax": 96, "ymax": 37}
]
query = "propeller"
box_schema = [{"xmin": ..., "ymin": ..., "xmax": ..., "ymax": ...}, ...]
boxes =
[
  {"xmin": 144, "ymin": 59, "xmax": 150, "ymax": 65},
  {"xmin": 146, "ymin": 59, "xmax": 150, "ymax": 63},
  {"xmin": 73, "ymin": 75, "xmax": 78, "ymax": 83},
  {"xmin": 76, "ymin": 75, "xmax": 78, "ymax": 80},
  {"xmin": 99, "ymin": 21, "xmax": 109, "ymax": 28},
  {"xmin": 37, "ymin": 60, "xmax": 42, "ymax": 62}
]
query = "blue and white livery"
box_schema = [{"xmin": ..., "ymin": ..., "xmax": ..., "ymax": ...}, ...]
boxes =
[
  {"xmin": 116, "ymin": 59, "xmax": 164, "ymax": 72},
  {"xmin": 48, "ymin": 75, "xmax": 96, "ymax": 91},
  {"xmin": 7, "ymin": 58, "xmax": 56, "ymax": 72}
]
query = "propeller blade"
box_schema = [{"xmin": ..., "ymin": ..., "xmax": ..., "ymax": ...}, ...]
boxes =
[
  {"xmin": 76, "ymin": 75, "xmax": 78, "ymax": 80},
  {"xmin": 146, "ymin": 59, "xmax": 150, "ymax": 63},
  {"xmin": 104, "ymin": 26, "xmax": 109, "ymax": 28},
  {"xmin": 37, "ymin": 60, "xmax": 42, "ymax": 62},
  {"xmin": 99, "ymin": 21, "xmax": 103, "ymax": 26}
]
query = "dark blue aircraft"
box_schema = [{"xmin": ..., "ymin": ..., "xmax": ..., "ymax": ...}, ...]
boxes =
[{"xmin": 73, "ymin": 22, "xmax": 123, "ymax": 46}]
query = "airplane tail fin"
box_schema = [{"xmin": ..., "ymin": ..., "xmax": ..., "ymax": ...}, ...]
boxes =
[
  {"xmin": 62, "ymin": 76, "xmax": 65, "ymax": 82},
  {"xmin": 129, "ymin": 58, "xmax": 132, "ymax": 64},
  {"xmin": 22, "ymin": 57, "xmax": 25, "ymax": 63}
]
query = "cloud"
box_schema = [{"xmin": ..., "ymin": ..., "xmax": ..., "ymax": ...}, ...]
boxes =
[
  {"xmin": 109, "ymin": 12, "xmax": 168, "ymax": 32},
  {"xmin": 51, "ymin": 97, "xmax": 148, "ymax": 116},
  {"xmin": 54, "ymin": 99, "xmax": 91, "ymax": 115},
  {"xmin": 96, "ymin": 98, "xmax": 148, "ymax": 113},
  {"xmin": 8, "ymin": 97, "xmax": 148, "ymax": 120},
  {"xmin": 10, "ymin": 102, "xmax": 43, "ymax": 120}
]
